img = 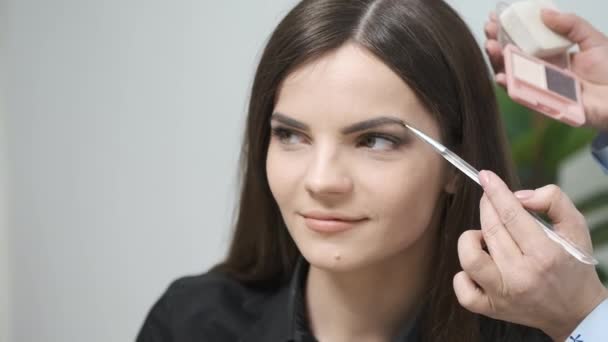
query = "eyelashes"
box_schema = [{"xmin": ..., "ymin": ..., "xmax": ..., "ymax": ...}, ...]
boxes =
[
  {"xmin": 270, "ymin": 126, "xmax": 406, "ymax": 152},
  {"xmin": 271, "ymin": 127, "xmax": 306, "ymax": 146},
  {"xmin": 356, "ymin": 133, "xmax": 404, "ymax": 150}
]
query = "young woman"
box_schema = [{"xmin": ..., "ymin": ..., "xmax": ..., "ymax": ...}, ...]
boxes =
[{"xmin": 137, "ymin": 0, "xmax": 554, "ymax": 340}]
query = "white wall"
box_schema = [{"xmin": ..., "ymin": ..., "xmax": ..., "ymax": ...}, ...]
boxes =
[
  {"xmin": 1, "ymin": 82, "xmax": 10, "ymax": 342},
  {"xmin": 1, "ymin": 0, "xmax": 12, "ymax": 339},
  {"xmin": 0, "ymin": 109, "xmax": 10, "ymax": 342},
  {"xmin": 3, "ymin": 1, "xmax": 299, "ymax": 341},
  {"xmin": 3, "ymin": 1, "xmax": 607, "ymax": 342}
]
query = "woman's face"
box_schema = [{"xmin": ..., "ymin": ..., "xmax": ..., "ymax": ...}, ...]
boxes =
[{"xmin": 267, "ymin": 43, "xmax": 451, "ymax": 272}]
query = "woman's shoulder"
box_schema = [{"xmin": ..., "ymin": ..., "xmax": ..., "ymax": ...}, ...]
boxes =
[
  {"xmin": 136, "ymin": 270, "xmax": 284, "ymax": 342},
  {"xmin": 163, "ymin": 270, "xmax": 263, "ymax": 305}
]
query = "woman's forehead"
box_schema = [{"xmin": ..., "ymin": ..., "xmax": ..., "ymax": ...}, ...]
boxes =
[{"xmin": 275, "ymin": 43, "xmax": 433, "ymax": 129}]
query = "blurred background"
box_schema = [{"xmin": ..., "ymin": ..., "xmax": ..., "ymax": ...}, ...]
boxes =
[{"xmin": 1, "ymin": 1, "xmax": 607, "ymax": 341}]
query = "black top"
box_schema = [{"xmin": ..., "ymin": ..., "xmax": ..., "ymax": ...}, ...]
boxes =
[{"xmin": 136, "ymin": 259, "xmax": 550, "ymax": 342}]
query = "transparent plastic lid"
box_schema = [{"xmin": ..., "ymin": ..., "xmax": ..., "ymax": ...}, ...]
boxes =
[{"xmin": 495, "ymin": 0, "xmax": 571, "ymax": 69}]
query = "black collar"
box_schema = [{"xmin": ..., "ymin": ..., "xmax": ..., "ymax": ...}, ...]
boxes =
[{"xmin": 241, "ymin": 258, "xmax": 420, "ymax": 342}]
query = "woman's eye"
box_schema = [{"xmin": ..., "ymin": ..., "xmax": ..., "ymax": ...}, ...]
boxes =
[
  {"xmin": 358, "ymin": 134, "xmax": 401, "ymax": 151},
  {"xmin": 271, "ymin": 127, "xmax": 306, "ymax": 145}
]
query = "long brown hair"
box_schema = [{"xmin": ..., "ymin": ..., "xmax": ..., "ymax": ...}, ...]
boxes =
[{"xmin": 213, "ymin": 0, "xmax": 547, "ymax": 340}]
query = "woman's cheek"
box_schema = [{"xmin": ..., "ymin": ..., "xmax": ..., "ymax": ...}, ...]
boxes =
[
  {"xmin": 266, "ymin": 146, "xmax": 288, "ymax": 203},
  {"xmin": 370, "ymin": 161, "xmax": 443, "ymax": 232},
  {"xmin": 266, "ymin": 145, "xmax": 307, "ymax": 207}
]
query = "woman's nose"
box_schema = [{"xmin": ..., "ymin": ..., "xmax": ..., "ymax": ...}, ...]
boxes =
[{"xmin": 304, "ymin": 148, "xmax": 353, "ymax": 196}]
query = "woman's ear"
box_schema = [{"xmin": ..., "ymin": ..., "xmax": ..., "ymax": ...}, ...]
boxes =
[{"xmin": 444, "ymin": 170, "xmax": 459, "ymax": 194}]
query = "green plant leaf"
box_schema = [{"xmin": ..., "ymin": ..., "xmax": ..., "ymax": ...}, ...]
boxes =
[
  {"xmin": 510, "ymin": 129, "xmax": 541, "ymax": 165},
  {"xmin": 539, "ymin": 121, "xmax": 595, "ymax": 171},
  {"xmin": 496, "ymin": 87, "xmax": 534, "ymax": 143}
]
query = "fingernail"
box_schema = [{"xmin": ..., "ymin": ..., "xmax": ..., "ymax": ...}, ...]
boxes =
[
  {"xmin": 480, "ymin": 170, "xmax": 491, "ymax": 188},
  {"xmin": 515, "ymin": 190, "xmax": 535, "ymax": 200},
  {"xmin": 541, "ymin": 8, "xmax": 559, "ymax": 16}
]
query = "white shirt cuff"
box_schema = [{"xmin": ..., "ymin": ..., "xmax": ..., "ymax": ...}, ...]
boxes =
[{"xmin": 567, "ymin": 298, "xmax": 608, "ymax": 341}]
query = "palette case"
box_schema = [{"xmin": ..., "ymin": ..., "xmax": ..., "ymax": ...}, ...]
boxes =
[{"xmin": 503, "ymin": 44, "xmax": 585, "ymax": 126}]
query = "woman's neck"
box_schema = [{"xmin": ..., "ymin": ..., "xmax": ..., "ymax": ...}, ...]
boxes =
[{"xmin": 305, "ymin": 244, "xmax": 433, "ymax": 342}]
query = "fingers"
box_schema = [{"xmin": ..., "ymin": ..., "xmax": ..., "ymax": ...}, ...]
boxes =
[
  {"xmin": 541, "ymin": 9, "xmax": 608, "ymax": 50},
  {"xmin": 453, "ymin": 271, "xmax": 491, "ymax": 315},
  {"xmin": 495, "ymin": 72, "xmax": 507, "ymax": 87},
  {"xmin": 485, "ymin": 20, "xmax": 498, "ymax": 40},
  {"xmin": 515, "ymin": 185, "xmax": 585, "ymax": 228},
  {"xmin": 479, "ymin": 170, "xmax": 548, "ymax": 253},
  {"xmin": 458, "ymin": 229, "xmax": 503, "ymax": 291},
  {"xmin": 489, "ymin": 11, "xmax": 497, "ymax": 23},
  {"xmin": 484, "ymin": 12, "xmax": 505, "ymax": 76},
  {"xmin": 579, "ymin": 82, "xmax": 608, "ymax": 131},
  {"xmin": 514, "ymin": 185, "xmax": 592, "ymax": 251},
  {"xmin": 485, "ymin": 39, "xmax": 505, "ymax": 75},
  {"xmin": 479, "ymin": 194, "xmax": 522, "ymax": 262}
]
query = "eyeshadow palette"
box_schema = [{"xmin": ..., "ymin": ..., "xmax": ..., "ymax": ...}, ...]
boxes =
[{"xmin": 503, "ymin": 44, "xmax": 585, "ymax": 126}]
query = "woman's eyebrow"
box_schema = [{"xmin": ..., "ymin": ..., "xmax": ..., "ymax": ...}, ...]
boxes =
[
  {"xmin": 341, "ymin": 116, "xmax": 406, "ymax": 134},
  {"xmin": 270, "ymin": 112, "xmax": 407, "ymax": 134},
  {"xmin": 270, "ymin": 112, "xmax": 309, "ymax": 131}
]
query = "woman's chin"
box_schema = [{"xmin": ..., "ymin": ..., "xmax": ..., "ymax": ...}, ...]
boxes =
[{"xmin": 301, "ymin": 247, "xmax": 370, "ymax": 272}]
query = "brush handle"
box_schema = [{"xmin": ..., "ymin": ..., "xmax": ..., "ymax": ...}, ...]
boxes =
[{"xmin": 527, "ymin": 210, "xmax": 598, "ymax": 265}]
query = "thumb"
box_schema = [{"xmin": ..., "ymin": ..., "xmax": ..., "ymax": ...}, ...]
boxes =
[
  {"xmin": 514, "ymin": 185, "xmax": 589, "ymax": 242},
  {"xmin": 541, "ymin": 9, "xmax": 608, "ymax": 51}
]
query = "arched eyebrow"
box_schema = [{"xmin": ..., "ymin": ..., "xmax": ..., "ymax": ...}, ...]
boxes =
[
  {"xmin": 341, "ymin": 116, "xmax": 406, "ymax": 134},
  {"xmin": 270, "ymin": 112, "xmax": 406, "ymax": 134},
  {"xmin": 270, "ymin": 112, "xmax": 308, "ymax": 131}
]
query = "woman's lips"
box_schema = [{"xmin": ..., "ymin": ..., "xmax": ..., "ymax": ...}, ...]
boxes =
[{"xmin": 302, "ymin": 215, "xmax": 368, "ymax": 233}]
